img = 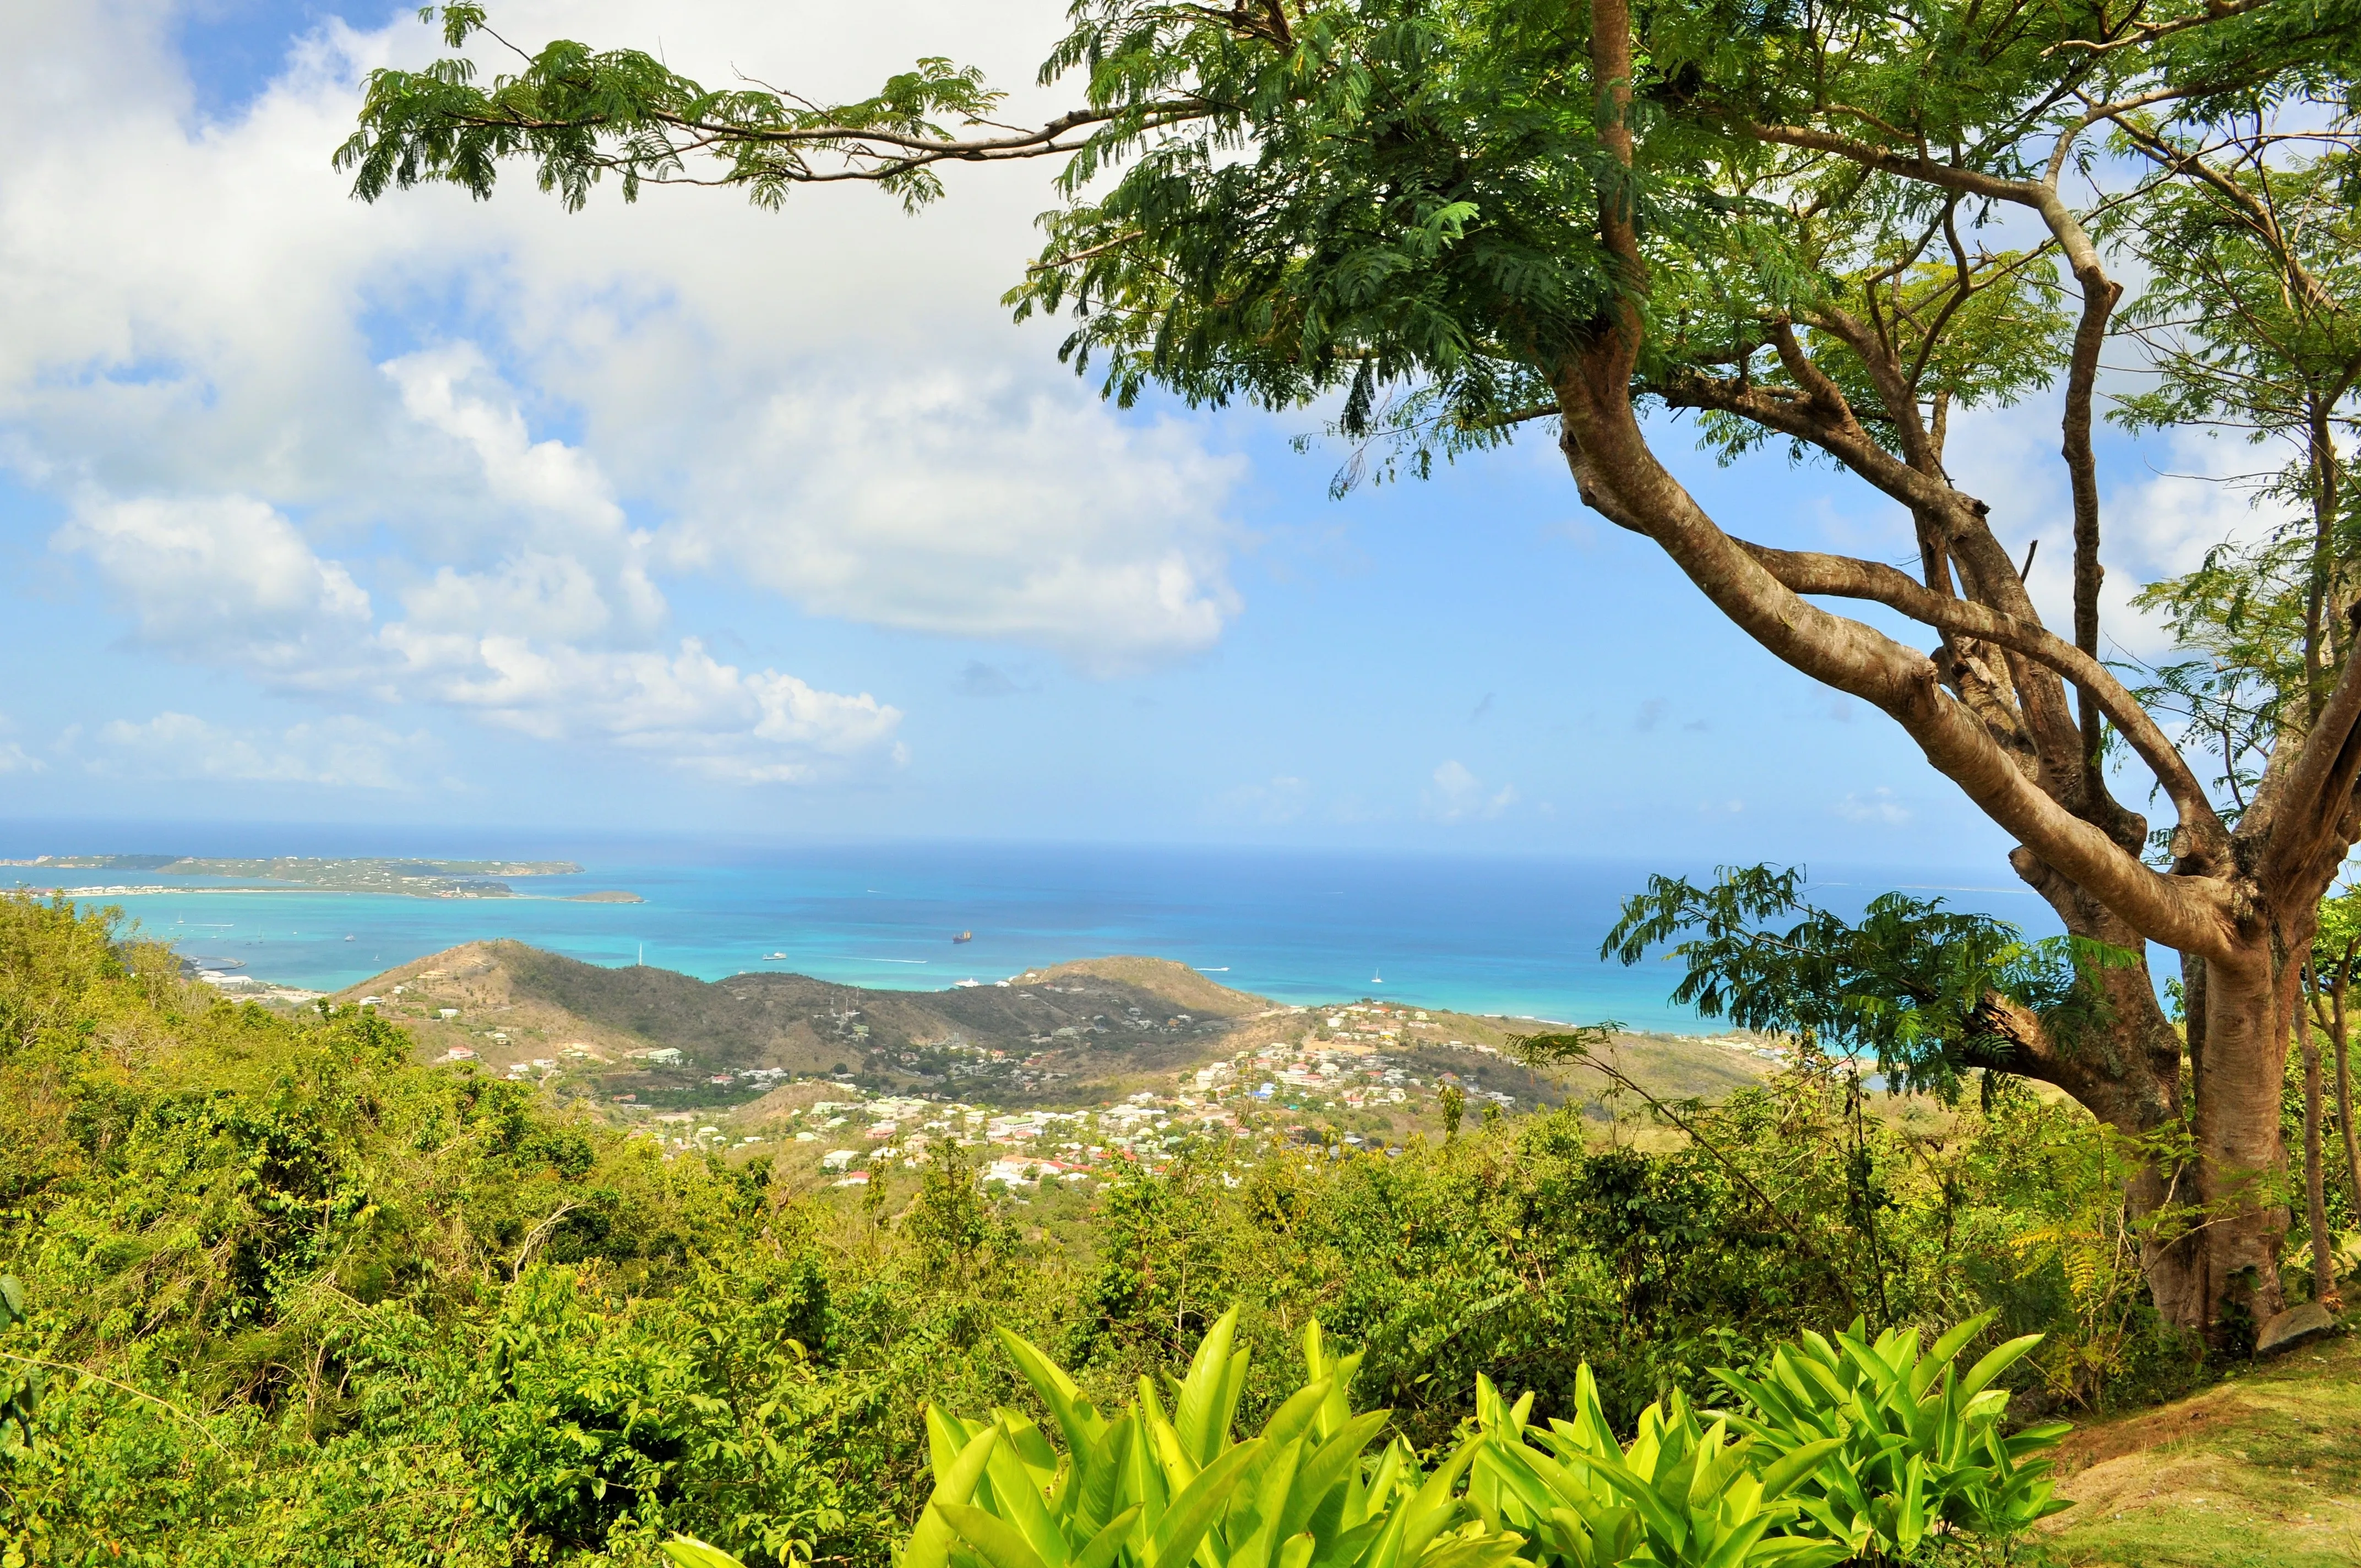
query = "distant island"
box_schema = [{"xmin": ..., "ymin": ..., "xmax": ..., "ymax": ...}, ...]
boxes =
[{"xmin": 1, "ymin": 855, "xmax": 637, "ymax": 902}]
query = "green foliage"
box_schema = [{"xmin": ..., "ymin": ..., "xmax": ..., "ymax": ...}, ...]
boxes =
[
  {"xmin": 916, "ymin": 1309, "xmax": 1519, "ymax": 1568},
  {"xmin": 341, "ymin": 0, "xmax": 2361, "ymax": 504},
  {"xmin": 338, "ymin": 7, "xmax": 1010, "ymax": 213},
  {"xmin": 1468, "ymin": 1367, "xmax": 1847, "ymax": 1568},
  {"xmin": 0, "ymin": 1276, "xmax": 37, "ymax": 1464},
  {"xmin": 0, "ymin": 891, "xmax": 2197, "ymax": 1564},
  {"xmin": 1711, "ymin": 1317, "xmax": 2071, "ymax": 1559},
  {"xmin": 1599, "ymin": 865, "xmax": 2137, "ymax": 1103}
]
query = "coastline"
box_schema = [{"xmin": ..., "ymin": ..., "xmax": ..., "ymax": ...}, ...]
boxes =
[{"xmin": 14, "ymin": 842, "xmax": 2054, "ymax": 1034}]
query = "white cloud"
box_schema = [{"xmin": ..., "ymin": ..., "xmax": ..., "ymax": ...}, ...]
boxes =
[
  {"xmin": 1424, "ymin": 760, "xmax": 1518, "ymax": 823},
  {"xmin": 1215, "ymin": 774, "xmax": 1312, "ymax": 825},
  {"xmin": 1835, "ymin": 787, "xmax": 1911, "ymax": 825},
  {"xmin": 53, "ymin": 494, "xmax": 374, "ymax": 683},
  {"xmin": 2085, "ymin": 431, "xmax": 2302, "ymax": 664},
  {"xmin": 671, "ymin": 375, "xmax": 1243, "ymax": 672},
  {"xmin": 392, "ymin": 634, "xmax": 904, "ymax": 772},
  {"xmin": 82, "ymin": 712, "xmax": 423, "ymax": 790},
  {"xmin": 0, "ymin": 0, "xmax": 1253, "ymax": 741},
  {"xmin": 51, "ymin": 480, "xmax": 902, "ymax": 783},
  {"xmin": 0, "ymin": 713, "xmax": 40, "ymax": 775}
]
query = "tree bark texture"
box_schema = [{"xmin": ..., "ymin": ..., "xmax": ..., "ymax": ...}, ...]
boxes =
[
  {"xmin": 2303, "ymin": 1015, "xmax": 2338, "ymax": 1309},
  {"xmin": 2338, "ymin": 973, "xmax": 2361, "ymax": 1211}
]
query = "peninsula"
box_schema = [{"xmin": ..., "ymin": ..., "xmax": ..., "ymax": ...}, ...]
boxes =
[{"xmin": 1, "ymin": 854, "xmax": 637, "ymax": 902}]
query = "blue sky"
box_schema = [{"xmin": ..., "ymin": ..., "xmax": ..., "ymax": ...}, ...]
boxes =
[{"xmin": 0, "ymin": 1, "xmax": 2273, "ymax": 865}]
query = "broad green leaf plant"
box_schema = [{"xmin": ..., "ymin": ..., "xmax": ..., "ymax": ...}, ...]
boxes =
[
  {"xmin": 665, "ymin": 1309, "xmax": 2069, "ymax": 1568},
  {"xmin": 1466, "ymin": 1369, "xmax": 1847, "ymax": 1568},
  {"xmin": 1710, "ymin": 1316, "xmax": 2072, "ymax": 1559},
  {"xmin": 905, "ymin": 1309, "xmax": 1520, "ymax": 1568}
]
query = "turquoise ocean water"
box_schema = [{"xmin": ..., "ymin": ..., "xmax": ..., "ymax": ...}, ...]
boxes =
[{"xmin": 2, "ymin": 827, "xmax": 2054, "ymax": 1033}]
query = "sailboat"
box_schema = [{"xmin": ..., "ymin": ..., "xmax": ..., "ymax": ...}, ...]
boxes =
[{"xmin": 1372, "ymin": 969, "xmax": 1384, "ymax": 986}]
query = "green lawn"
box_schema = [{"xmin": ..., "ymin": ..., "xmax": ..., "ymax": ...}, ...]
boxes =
[{"xmin": 2043, "ymin": 1331, "xmax": 2361, "ymax": 1565}]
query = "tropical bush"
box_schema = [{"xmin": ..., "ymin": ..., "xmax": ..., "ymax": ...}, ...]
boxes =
[
  {"xmin": 912, "ymin": 1308, "xmax": 1519, "ymax": 1568},
  {"xmin": 1467, "ymin": 1368, "xmax": 1847, "ymax": 1568},
  {"xmin": 668, "ymin": 1308, "xmax": 2071, "ymax": 1568},
  {"xmin": 1712, "ymin": 1320, "xmax": 2072, "ymax": 1561},
  {"xmin": 0, "ymin": 891, "xmax": 2156, "ymax": 1564}
]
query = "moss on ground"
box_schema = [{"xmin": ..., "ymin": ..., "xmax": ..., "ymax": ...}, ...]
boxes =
[{"xmin": 2043, "ymin": 1329, "xmax": 2361, "ymax": 1565}]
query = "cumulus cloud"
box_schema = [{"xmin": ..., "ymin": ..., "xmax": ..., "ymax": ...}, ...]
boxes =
[
  {"xmin": 53, "ymin": 495, "xmax": 374, "ymax": 683},
  {"xmin": 1424, "ymin": 760, "xmax": 1518, "ymax": 823},
  {"xmin": 1215, "ymin": 774, "xmax": 1313, "ymax": 825},
  {"xmin": 666, "ymin": 375, "xmax": 1243, "ymax": 672},
  {"xmin": 0, "ymin": 1, "xmax": 1250, "ymax": 694},
  {"xmin": 393, "ymin": 634, "xmax": 904, "ymax": 770},
  {"xmin": 1835, "ymin": 787, "xmax": 1911, "ymax": 825},
  {"xmin": 0, "ymin": 1, "xmax": 1264, "ymax": 798},
  {"xmin": 50, "ymin": 480, "xmax": 901, "ymax": 782},
  {"xmin": 81, "ymin": 712, "xmax": 423, "ymax": 790}
]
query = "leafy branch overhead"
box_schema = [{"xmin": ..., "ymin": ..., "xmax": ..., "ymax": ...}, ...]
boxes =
[
  {"xmin": 338, "ymin": 4, "xmax": 1179, "ymax": 213},
  {"xmin": 1593, "ymin": 865, "xmax": 2138, "ymax": 1103}
]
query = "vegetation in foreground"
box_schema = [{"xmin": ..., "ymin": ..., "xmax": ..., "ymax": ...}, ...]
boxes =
[
  {"xmin": 12, "ymin": 888, "xmax": 2340, "ymax": 1567},
  {"xmin": 2043, "ymin": 1331, "xmax": 2361, "ymax": 1565}
]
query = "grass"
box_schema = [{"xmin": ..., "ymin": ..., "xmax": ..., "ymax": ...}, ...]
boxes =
[{"xmin": 2042, "ymin": 1329, "xmax": 2361, "ymax": 1565}]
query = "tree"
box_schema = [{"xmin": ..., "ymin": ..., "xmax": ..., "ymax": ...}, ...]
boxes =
[
  {"xmin": 1596, "ymin": 865, "xmax": 2137, "ymax": 1106},
  {"xmin": 2305, "ymin": 884, "xmax": 2361, "ymax": 1305},
  {"xmin": 339, "ymin": 0, "xmax": 2361, "ymax": 1335},
  {"xmin": 2111, "ymin": 146, "xmax": 2361, "ymax": 837}
]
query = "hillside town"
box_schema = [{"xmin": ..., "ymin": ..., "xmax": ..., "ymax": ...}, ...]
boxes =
[{"xmin": 620, "ymin": 999, "xmax": 1781, "ymax": 1186}]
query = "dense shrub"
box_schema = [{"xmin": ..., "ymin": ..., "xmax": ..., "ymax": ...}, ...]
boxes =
[{"xmin": 0, "ymin": 894, "xmax": 2178, "ymax": 1565}]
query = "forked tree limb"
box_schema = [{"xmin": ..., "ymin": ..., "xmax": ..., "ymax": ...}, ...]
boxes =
[
  {"xmin": 1732, "ymin": 539, "xmax": 2227, "ymax": 855},
  {"xmin": 2253, "ymin": 639, "xmax": 2361, "ymax": 894},
  {"xmin": 1561, "ymin": 363, "xmax": 2237, "ymax": 959},
  {"xmin": 1653, "ymin": 370, "xmax": 2084, "ymax": 769}
]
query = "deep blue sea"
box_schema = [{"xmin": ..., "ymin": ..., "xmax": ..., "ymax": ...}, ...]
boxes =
[{"xmin": 1, "ymin": 825, "xmax": 2057, "ymax": 1033}]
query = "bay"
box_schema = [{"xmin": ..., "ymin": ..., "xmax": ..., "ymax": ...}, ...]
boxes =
[{"xmin": 2, "ymin": 825, "xmax": 2053, "ymax": 1033}]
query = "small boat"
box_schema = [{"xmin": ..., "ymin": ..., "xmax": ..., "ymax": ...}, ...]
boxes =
[
  {"xmin": 954, "ymin": 978, "xmax": 982, "ymax": 988},
  {"xmin": 344, "ymin": 935, "xmax": 355, "ymax": 942},
  {"xmin": 765, "ymin": 951, "xmax": 789, "ymax": 960},
  {"xmin": 953, "ymin": 930, "xmax": 973, "ymax": 944}
]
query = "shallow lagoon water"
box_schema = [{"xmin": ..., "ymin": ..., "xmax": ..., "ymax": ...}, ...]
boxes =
[{"xmin": 4, "ymin": 830, "xmax": 2052, "ymax": 1033}]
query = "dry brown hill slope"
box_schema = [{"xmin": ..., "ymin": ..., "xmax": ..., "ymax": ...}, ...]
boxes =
[
  {"xmin": 336, "ymin": 941, "xmax": 1270, "ymax": 1098},
  {"xmin": 337, "ymin": 941, "xmax": 1773, "ymax": 1114}
]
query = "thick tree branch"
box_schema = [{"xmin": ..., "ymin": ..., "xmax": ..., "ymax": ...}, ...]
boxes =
[
  {"xmin": 1562, "ymin": 366, "xmax": 2237, "ymax": 959},
  {"xmin": 1653, "ymin": 368, "xmax": 2086, "ymax": 768},
  {"xmin": 2061, "ymin": 256, "xmax": 2124, "ymax": 786},
  {"xmin": 1734, "ymin": 539, "xmax": 2227, "ymax": 856},
  {"xmin": 2255, "ymin": 641, "xmax": 2361, "ymax": 897}
]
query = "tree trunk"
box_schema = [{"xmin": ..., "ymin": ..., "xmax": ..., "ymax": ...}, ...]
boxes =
[
  {"xmin": 2334, "ymin": 968, "xmax": 2360, "ymax": 1212},
  {"xmin": 2011, "ymin": 859, "xmax": 2206, "ymax": 1319},
  {"xmin": 2169, "ymin": 951, "xmax": 2294, "ymax": 1336},
  {"xmin": 2303, "ymin": 1015, "xmax": 2338, "ymax": 1307}
]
